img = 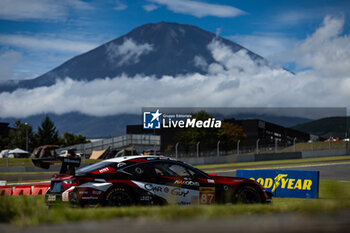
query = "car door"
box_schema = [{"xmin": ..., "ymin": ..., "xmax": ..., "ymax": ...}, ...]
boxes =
[
  {"xmin": 151, "ymin": 161, "xmax": 199, "ymax": 205},
  {"xmin": 153, "ymin": 161, "xmax": 216, "ymax": 205},
  {"xmin": 182, "ymin": 164, "xmax": 216, "ymax": 205}
]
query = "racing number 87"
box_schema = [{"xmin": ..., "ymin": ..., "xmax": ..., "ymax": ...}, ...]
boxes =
[{"xmin": 199, "ymin": 187, "xmax": 215, "ymax": 205}]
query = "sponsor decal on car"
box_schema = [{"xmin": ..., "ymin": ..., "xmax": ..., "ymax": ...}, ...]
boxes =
[
  {"xmin": 144, "ymin": 183, "xmax": 163, "ymax": 192},
  {"xmin": 207, "ymin": 179, "xmax": 215, "ymax": 183},
  {"xmin": 171, "ymin": 188, "xmax": 189, "ymax": 197},
  {"xmin": 91, "ymin": 166, "xmax": 118, "ymax": 174},
  {"xmin": 105, "ymin": 187, "xmax": 125, "ymax": 201},
  {"xmin": 133, "ymin": 181, "xmax": 199, "ymax": 204},
  {"xmin": 174, "ymin": 180, "xmax": 200, "ymax": 186}
]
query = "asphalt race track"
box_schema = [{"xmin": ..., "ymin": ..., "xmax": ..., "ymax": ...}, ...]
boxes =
[
  {"xmin": 1, "ymin": 158, "xmax": 350, "ymax": 182},
  {"xmin": 215, "ymin": 162, "xmax": 350, "ymax": 181}
]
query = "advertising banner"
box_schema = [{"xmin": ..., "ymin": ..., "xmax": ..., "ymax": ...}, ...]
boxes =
[{"xmin": 236, "ymin": 169, "xmax": 319, "ymax": 198}]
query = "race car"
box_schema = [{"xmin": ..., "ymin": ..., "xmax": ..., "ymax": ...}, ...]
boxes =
[{"xmin": 36, "ymin": 155, "xmax": 272, "ymax": 207}]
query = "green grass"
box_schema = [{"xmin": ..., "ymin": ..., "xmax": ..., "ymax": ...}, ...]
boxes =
[
  {"xmin": 0, "ymin": 158, "xmax": 34, "ymax": 167},
  {"xmin": 279, "ymin": 141, "xmax": 348, "ymax": 152},
  {"xmin": 1, "ymin": 180, "xmax": 350, "ymax": 226}
]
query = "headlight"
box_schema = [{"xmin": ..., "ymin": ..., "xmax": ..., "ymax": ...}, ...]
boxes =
[{"xmin": 63, "ymin": 179, "xmax": 74, "ymax": 184}]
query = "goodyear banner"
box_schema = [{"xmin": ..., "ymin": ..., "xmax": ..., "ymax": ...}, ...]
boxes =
[{"xmin": 236, "ymin": 169, "xmax": 319, "ymax": 198}]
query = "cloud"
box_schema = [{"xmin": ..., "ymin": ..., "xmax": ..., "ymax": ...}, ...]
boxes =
[
  {"xmin": 193, "ymin": 55, "xmax": 208, "ymax": 71},
  {"xmin": 0, "ymin": 34, "xmax": 98, "ymax": 53},
  {"xmin": 0, "ymin": 15, "xmax": 350, "ymax": 118},
  {"xmin": 114, "ymin": 1, "xmax": 127, "ymax": 11},
  {"xmin": 232, "ymin": 15, "xmax": 350, "ymax": 76},
  {"xmin": 289, "ymin": 16, "xmax": 350, "ymax": 77},
  {"xmin": 105, "ymin": 38, "xmax": 154, "ymax": 66},
  {"xmin": 0, "ymin": 0, "xmax": 93, "ymax": 21},
  {"xmin": 0, "ymin": 50, "xmax": 22, "ymax": 81},
  {"xmin": 143, "ymin": 4, "xmax": 160, "ymax": 12},
  {"xmin": 148, "ymin": 0, "xmax": 246, "ymax": 18},
  {"xmin": 207, "ymin": 39, "xmax": 268, "ymax": 75}
]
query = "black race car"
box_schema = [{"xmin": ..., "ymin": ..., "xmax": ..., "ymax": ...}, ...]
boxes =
[{"xmin": 35, "ymin": 156, "xmax": 272, "ymax": 206}]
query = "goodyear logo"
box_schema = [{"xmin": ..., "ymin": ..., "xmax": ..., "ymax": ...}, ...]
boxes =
[
  {"xmin": 236, "ymin": 169, "xmax": 319, "ymax": 199},
  {"xmin": 250, "ymin": 174, "xmax": 312, "ymax": 192}
]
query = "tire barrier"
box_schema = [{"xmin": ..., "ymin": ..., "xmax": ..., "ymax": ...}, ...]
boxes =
[{"xmin": 0, "ymin": 183, "xmax": 50, "ymax": 196}]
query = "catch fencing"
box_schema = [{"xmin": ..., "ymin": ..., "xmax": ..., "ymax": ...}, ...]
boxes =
[
  {"xmin": 59, "ymin": 134, "xmax": 161, "ymax": 156},
  {"xmin": 165, "ymin": 139, "xmax": 350, "ymax": 159}
]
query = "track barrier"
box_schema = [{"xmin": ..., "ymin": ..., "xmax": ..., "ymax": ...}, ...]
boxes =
[
  {"xmin": 0, "ymin": 183, "xmax": 50, "ymax": 196},
  {"xmin": 32, "ymin": 184, "xmax": 50, "ymax": 195},
  {"xmin": 0, "ymin": 185, "xmax": 13, "ymax": 195},
  {"xmin": 13, "ymin": 185, "xmax": 32, "ymax": 195}
]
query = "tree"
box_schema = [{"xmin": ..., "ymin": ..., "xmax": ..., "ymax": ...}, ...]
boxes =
[
  {"xmin": 175, "ymin": 111, "xmax": 247, "ymax": 154},
  {"xmin": 35, "ymin": 115, "xmax": 60, "ymax": 146},
  {"xmin": 7, "ymin": 121, "xmax": 34, "ymax": 151},
  {"xmin": 0, "ymin": 136, "xmax": 9, "ymax": 151},
  {"xmin": 175, "ymin": 111, "xmax": 219, "ymax": 153},
  {"xmin": 63, "ymin": 132, "xmax": 89, "ymax": 147},
  {"xmin": 217, "ymin": 122, "xmax": 246, "ymax": 151}
]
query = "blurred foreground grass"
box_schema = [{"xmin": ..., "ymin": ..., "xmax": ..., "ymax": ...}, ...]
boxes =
[{"xmin": 1, "ymin": 180, "xmax": 350, "ymax": 226}]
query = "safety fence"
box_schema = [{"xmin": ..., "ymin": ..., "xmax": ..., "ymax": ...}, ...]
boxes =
[
  {"xmin": 59, "ymin": 134, "xmax": 161, "ymax": 156},
  {"xmin": 165, "ymin": 140, "xmax": 350, "ymax": 158}
]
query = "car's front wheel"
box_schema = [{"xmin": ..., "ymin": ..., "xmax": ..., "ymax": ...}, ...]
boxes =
[
  {"xmin": 104, "ymin": 188, "xmax": 135, "ymax": 207},
  {"xmin": 234, "ymin": 186, "xmax": 262, "ymax": 204}
]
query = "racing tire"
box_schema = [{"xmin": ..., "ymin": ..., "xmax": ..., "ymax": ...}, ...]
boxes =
[
  {"xmin": 104, "ymin": 188, "xmax": 135, "ymax": 207},
  {"xmin": 233, "ymin": 185, "xmax": 262, "ymax": 204}
]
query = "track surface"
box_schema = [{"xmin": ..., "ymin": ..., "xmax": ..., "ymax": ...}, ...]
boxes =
[
  {"xmin": 213, "ymin": 162, "xmax": 350, "ymax": 181},
  {"xmin": 1, "ymin": 157, "xmax": 350, "ymax": 182}
]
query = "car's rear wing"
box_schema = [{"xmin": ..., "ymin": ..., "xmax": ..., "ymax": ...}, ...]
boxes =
[{"xmin": 32, "ymin": 157, "xmax": 81, "ymax": 175}]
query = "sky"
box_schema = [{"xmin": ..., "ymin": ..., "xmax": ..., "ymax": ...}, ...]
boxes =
[{"xmin": 0, "ymin": 0, "xmax": 350, "ymax": 118}]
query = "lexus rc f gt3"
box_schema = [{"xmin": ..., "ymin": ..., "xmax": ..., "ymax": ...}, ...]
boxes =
[{"xmin": 36, "ymin": 156, "xmax": 272, "ymax": 206}]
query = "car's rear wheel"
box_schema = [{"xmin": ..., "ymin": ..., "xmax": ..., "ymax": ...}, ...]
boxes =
[
  {"xmin": 104, "ymin": 188, "xmax": 135, "ymax": 207},
  {"xmin": 234, "ymin": 186, "xmax": 262, "ymax": 204}
]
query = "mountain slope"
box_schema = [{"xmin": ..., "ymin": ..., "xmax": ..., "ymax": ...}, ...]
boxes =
[
  {"xmin": 0, "ymin": 21, "xmax": 269, "ymax": 92},
  {"xmin": 291, "ymin": 116, "xmax": 350, "ymax": 138},
  {"xmin": 0, "ymin": 113, "xmax": 140, "ymax": 138},
  {"xmin": 0, "ymin": 112, "xmax": 312, "ymax": 138}
]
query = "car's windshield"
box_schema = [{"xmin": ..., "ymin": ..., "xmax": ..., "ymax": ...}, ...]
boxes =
[
  {"xmin": 153, "ymin": 162, "xmax": 210, "ymax": 179},
  {"xmin": 59, "ymin": 151, "xmax": 67, "ymax": 157}
]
